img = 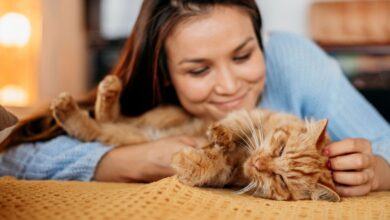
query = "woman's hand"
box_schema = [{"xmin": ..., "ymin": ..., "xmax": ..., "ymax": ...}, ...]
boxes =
[
  {"xmin": 93, "ymin": 136, "xmax": 208, "ymax": 183},
  {"xmin": 323, "ymin": 138, "xmax": 390, "ymax": 196}
]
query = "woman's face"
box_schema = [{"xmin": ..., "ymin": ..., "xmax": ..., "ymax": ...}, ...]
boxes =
[{"xmin": 165, "ymin": 6, "xmax": 266, "ymax": 120}]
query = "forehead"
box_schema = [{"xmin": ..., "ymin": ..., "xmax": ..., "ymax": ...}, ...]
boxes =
[{"xmin": 165, "ymin": 6, "xmax": 255, "ymax": 58}]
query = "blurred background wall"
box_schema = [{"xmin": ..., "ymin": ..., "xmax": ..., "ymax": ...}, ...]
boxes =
[
  {"xmin": 0, "ymin": 0, "xmax": 87, "ymax": 117},
  {"xmin": 97, "ymin": 0, "xmax": 315, "ymax": 39}
]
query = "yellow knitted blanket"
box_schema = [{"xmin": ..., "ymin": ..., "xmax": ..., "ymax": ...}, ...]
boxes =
[{"xmin": 1, "ymin": 176, "xmax": 389, "ymax": 220}]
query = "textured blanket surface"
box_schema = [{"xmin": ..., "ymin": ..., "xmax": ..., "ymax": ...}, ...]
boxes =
[{"xmin": 0, "ymin": 176, "xmax": 389, "ymax": 220}]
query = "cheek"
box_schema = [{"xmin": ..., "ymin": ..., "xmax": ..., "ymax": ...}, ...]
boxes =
[
  {"xmin": 237, "ymin": 51, "xmax": 266, "ymax": 83},
  {"xmin": 240, "ymin": 58, "xmax": 266, "ymax": 108},
  {"xmin": 172, "ymin": 75, "xmax": 214, "ymax": 103},
  {"xmin": 235, "ymin": 54, "xmax": 266, "ymax": 109}
]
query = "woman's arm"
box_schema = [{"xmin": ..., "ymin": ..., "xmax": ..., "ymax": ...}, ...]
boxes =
[
  {"xmin": 93, "ymin": 135, "xmax": 205, "ymax": 182},
  {"xmin": 0, "ymin": 135, "xmax": 112, "ymax": 180},
  {"xmin": 0, "ymin": 134, "xmax": 204, "ymax": 182},
  {"xmin": 262, "ymin": 32, "xmax": 390, "ymax": 195}
]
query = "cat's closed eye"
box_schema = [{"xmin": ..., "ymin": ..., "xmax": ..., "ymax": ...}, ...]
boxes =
[
  {"xmin": 276, "ymin": 173, "xmax": 287, "ymax": 189},
  {"xmin": 278, "ymin": 143, "xmax": 285, "ymax": 157}
]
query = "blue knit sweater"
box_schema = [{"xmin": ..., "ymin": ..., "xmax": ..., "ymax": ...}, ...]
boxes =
[{"xmin": 1, "ymin": 32, "xmax": 389, "ymax": 181}]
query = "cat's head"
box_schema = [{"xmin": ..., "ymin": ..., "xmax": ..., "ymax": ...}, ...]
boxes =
[{"xmin": 241, "ymin": 119, "xmax": 340, "ymax": 202}]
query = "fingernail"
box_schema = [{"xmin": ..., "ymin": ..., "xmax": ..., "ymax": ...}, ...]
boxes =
[
  {"xmin": 326, "ymin": 160, "xmax": 332, "ymax": 170},
  {"xmin": 322, "ymin": 148, "xmax": 330, "ymax": 156}
]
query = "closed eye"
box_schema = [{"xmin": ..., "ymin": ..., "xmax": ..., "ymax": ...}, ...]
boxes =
[
  {"xmin": 276, "ymin": 174, "xmax": 287, "ymax": 189},
  {"xmin": 188, "ymin": 67, "xmax": 209, "ymax": 76},
  {"xmin": 233, "ymin": 53, "xmax": 251, "ymax": 62},
  {"xmin": 278, "ymin": 144, "xmax": 285, "ymax": 157}
]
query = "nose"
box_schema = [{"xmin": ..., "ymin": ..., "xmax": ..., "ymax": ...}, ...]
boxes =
[
  {"xmin": 214, "ymin": 66, "xmax": 239, "ymax": 95},
  {"xmin": 253, "ymin": 158, "xmax": 266, "ymax": 172}
]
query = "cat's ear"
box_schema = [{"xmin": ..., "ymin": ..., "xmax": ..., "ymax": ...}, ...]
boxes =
[
  {"xmin": 312, "ymin": 119, "xmax": 328, "ymax": 150},
  {"xmin": 273, "ymin": 128, "xmax": 289, "ymax": 141},
  {"xmin": 271, "ymin": 128, "xmax": 288, "ymax": 156},
  {"xmin": 311, "ymin": 183, "xmax": 340, "ymax": 202}
]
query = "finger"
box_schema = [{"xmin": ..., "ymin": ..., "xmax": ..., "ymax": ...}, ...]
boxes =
[
  {"xmin": 335, "ymin": 182, "xmax": 371, "ymax": 197},
  {"xmin": 324, "ymin": 138, "xmax": 371, "ymax": 157},
  {"xmin": 329, "ymin": 153, "xmax": 372, "ymax": 170},
  {"xmin": 332, "ymin": 169, "xmax": 374, "ymax": 186}
]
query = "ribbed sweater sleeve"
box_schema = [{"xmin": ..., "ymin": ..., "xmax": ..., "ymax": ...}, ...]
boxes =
[
  {"xmin": 0, "ymin": 135, "xmax": 112, "ymax": 181},
  {"xmin": 261, "ymin": 32, "xmax": 390, "ymax": 162}
]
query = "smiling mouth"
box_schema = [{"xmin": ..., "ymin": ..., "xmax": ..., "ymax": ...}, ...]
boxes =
[{"xmin": 212, "ymin": 92, "xmax": 248, "ymax": 111}]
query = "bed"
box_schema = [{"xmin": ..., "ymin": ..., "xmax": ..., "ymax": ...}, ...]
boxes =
[{"xmin": 1, "ymin": 176, "xmax": 389, "ymax": 220}]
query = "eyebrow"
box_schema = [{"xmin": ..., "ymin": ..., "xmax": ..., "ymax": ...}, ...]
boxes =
[{"xmin": 178, "ymin": 37, "xmax": 255, "ymax": 65}]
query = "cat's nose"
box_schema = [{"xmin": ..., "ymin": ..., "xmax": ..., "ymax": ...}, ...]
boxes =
[{"xmin": 253, "ymin": 158, "xmax": 265, "ymax": 172}]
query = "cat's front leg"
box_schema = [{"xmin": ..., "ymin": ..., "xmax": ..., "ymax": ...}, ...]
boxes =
[
  {"xmin": 51, "ymin": 93, "xmax": 101, "ymax": 142},
  {"xmin": 95, "ymin": 75, "xmax": 122, "ymax": 122},
  {"xmin": 172, "ymin": 145, "xmax": 232, "ymax": 187},
  {"xmin": 207, "ymin": 123, "xmax": 239, "ymax": 154}
]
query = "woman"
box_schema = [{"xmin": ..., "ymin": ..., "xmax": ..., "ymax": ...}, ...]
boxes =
[{"xmin": 1, "ymin": 0, "xmax": 389, "ymax": 197}]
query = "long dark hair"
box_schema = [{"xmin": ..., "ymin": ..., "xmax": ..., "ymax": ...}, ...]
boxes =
[{"xmin": 1, "ymin": 0, "xmax": 263, "ymax": 151}]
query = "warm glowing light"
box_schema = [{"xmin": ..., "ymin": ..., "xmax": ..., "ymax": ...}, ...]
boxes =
[
  {"xmin": 0, "ymin": 85, "xmax": 29, "ymax": 107},
  {"xmin": 0, "ymin": 12, "xmax": 31, "ymax": 47}
]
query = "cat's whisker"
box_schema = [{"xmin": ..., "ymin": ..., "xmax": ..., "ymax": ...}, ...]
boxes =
[
  {"xmin": 253, "ymin": 125, "xmax": 265, "ymax": 151},
  {"xmin": 242, "ymin": 111, "xmax": 259, "ymax": 150},
  {"xmin": 249, "ymin": 117, "xmax": 260, "ymax": 148},
  {"xmin": 249, "ymin": 112, "xmax": 265, "ymax": 152},
  {"xmin": 257, "ymin": 129, "xmax": 265, "ymax": 150},
  {"xmin": 235, "ymin": 125, "xmax": 256, "ymax": 152},
  {"xmin": 258, "ymin": 121, "xmax": 265, "ymax": 147},
  {"xmin": 244, "ymin": 133, "xmax": 257, "ymax": 151},
  {"xmin": 251, "ymin": 110, "xmax": 265, "ymax": 149},
  {"xmin": 229, "ymin": 114, "xmax": 256, "ymax": 151},
  {"xmin": 236, "ymin": 181, "xmax": 257, "ymax": 195},
  {"xmin": 252, "ymin": 181, "xmax": 263, "ymax": 197},
  {"xmin": 250, "ymin": 125, "xmax": 261, "ymax": 151},
  {"xmin": 234, "ymin": 132, "xmax": 253, "ymax": 152}
]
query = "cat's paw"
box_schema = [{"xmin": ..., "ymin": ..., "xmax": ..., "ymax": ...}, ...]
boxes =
[
  {"xmin": 172, "ymin": 147, "xmax": 228, "ymax": 187},
  {"xmin": 50, "ymin": 92, "xmax": 79, "ymax": 123},
  {"xmin": 172, "ymin": 148, "xmax": 200, "ymax": 186},
  {"xmin": 98, "ymin": 75, "xmax": 122, "ymax": 101},
  {"xmin": 207, "ymin": 123, "xmax": 233, "ymax": 146},
  {"xmin": 172, "ymin": 147, "xmax": 211, "ymax": 186}
]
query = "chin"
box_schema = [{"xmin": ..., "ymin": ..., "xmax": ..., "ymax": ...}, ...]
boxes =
[
  {"xmin": 209, "ymin": 111, "xmax": 228, "ymax": 121},
  {"xmin": 239, "ymin": 95, "xmax": 259, "ymax": 112}
]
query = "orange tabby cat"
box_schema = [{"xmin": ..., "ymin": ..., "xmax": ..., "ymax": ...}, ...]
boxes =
[
  {"xmin": 51, "ymin": 75, "xmax": 340, "ymax": 202},
  {"xmin": 51, "ymin": 75, "xmax": 209, "ymax": 147},
  {"xmin": 172, "ymin": 110, "xmax": 341, "ymax": 202}
]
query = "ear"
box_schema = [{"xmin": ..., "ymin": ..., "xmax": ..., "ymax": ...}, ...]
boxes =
[
  {"xmin": 312, "ymin": 119, "xmax": 328, "ymax": 151},
  {"xmin": 311, "ymin": 183, "xmax": 340, "ymax": 202},
  {"xmin": 272, "ymin": 128, "xmax": 288, "ymax": 146},
  {"xmin": 271, "ymin": 128, "xmax": 288, "ymax": 156}
]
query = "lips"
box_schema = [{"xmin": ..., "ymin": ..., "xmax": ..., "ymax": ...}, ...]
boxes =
[{"xmin": 211, "ymin": 92, "xmax": 248, "ymax": 111}]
